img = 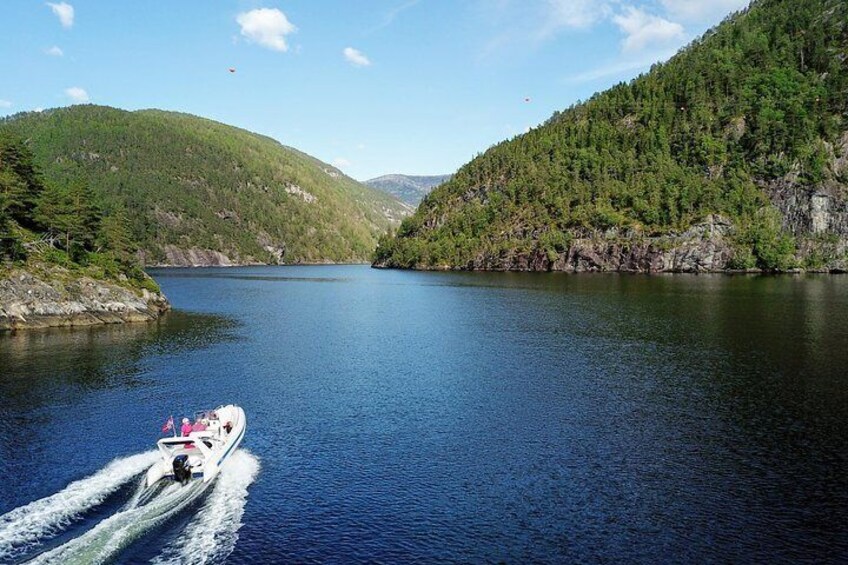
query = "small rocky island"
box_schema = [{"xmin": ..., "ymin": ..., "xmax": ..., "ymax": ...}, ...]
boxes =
[
  {"xmin": 1, "ymin": 131, "xmax": 169, "ymax": 331},
  {"xmin": 0, "ymin": 267, "xmax": 169, "ymax": 331}
]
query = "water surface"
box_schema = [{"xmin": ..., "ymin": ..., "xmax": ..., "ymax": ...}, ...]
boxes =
[{"xmin": 1, "ymin": 267, "xmax": 847, "ymax": 563}]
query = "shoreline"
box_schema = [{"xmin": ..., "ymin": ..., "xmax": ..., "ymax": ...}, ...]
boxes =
[
  {"xmin": 371, "ymin": 263, "xmax": 847, "ymax": 275},
  {"xmin": 0, "ymin": 310, "xmax": 168, "ymax": 332},
  {"xmin": 146, "ymin": 261, "xmax": 372, "ymax": 268},
  {"xmin": 1, "ymin": 269, "xmax": 170, "ymax": 332}
]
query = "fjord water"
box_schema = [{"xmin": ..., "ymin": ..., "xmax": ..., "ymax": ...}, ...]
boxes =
[{"xmin": 1, "ymin": 267, "xmax": 847, "ymax": 563}]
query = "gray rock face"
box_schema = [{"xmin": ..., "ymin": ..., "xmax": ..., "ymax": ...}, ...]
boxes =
[
  {"xmin": 767, "ymin": 180, "xmax": 848, "ymax": 237},
  {"xmin": 765, "ymin": 131, "xmax": 848, "ymax": 238},
  {"xmin": 831, "ymin": 131, "xmax": 848, "ymax": 179},
  {"xmin": 256, "ymin": 232, "xmax": 286, "ymax": 264},
  {"xmin": 0, "ymin": 270, "xmax": 170, "ymax": 331},
  {"xmin": 457, "ymin": 216, "xmax": 735, "ymax": 273},
  {"xmin": 161, "ymin": 245, "xmax": 237, "ymax": 267},
  {"xmin": 155, "ymin": 241, "xmax": 290, "ymax": 267}
]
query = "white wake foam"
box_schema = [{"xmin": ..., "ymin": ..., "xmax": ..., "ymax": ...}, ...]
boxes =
[
  {"xmin": 0, "ymin": 450, "xmax": 159, "ymax": 561},
  {"xmin": 151, "ymin": 450, "xmax": 261, "ymax": 565},
  {"xmin": 29, "ymin": 479, "xmax": 211, "ymax": 564}
]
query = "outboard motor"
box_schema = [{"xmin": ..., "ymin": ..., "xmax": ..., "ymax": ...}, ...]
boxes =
[{"xmin": 172, "ymin": 455, "xmax": 192, "ymax": 485}]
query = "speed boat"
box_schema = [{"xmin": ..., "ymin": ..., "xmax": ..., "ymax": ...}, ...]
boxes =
[{"xmin": 146, "ymin": 404, "xmax": 246, "ymax": 487}]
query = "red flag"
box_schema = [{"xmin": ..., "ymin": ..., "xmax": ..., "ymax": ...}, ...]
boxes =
[{"xmin": 162, "ymin": 415, "xmax": 174, "ymax": 433}]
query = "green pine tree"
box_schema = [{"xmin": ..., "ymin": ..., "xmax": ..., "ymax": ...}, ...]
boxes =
[
  {"xmin": 35, "ymin": 183, "xmax": 79, "ymax": 252},
  {"xmin": 67, "ymin": 178, "xmax": 101, "ymax": 251},
  {"xmin": 0, "ymin": 132, "xmax": 45, "ymax": 229},
  {"xmin": 98, "ymin": 204, "xmax": 134, "ymax": 260}
]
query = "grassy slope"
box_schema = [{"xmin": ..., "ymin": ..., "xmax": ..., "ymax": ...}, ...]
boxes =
[
  {"xmin": 376, "ymin": 0, "xmax": 848, "ymax": 270},
  {"xmin": 2, "ymin": 106, "xmax": 409, "ymax": 264}
]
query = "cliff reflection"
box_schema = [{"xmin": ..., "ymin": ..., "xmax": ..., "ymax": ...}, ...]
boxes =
[{"xmin": 0, "ymin": 311, "xmax": 236, "ymax": 401}]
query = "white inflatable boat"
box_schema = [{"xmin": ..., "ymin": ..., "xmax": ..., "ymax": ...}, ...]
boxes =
[{"xmin": 146, "ymin": 404, "xmax": 246, "ymax": 487}]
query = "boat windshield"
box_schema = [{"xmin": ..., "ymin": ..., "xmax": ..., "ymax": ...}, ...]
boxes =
[
  {"xmin": 159, "ymin": 439, "xmax": 202, "ymax": 455},
  {"xmin": 194, "ymin": 409, "xmax": 219, "ymax": 422}
]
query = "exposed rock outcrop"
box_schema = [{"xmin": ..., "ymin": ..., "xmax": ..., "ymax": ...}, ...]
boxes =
[
  {"xmin": 154, "ymin": 240, "xmax": 289, "ymax": 267},
  {"xmin": 161, "ymin": 246, "xmax": 238, "ymax": 267},
  {"xmin": 0, "ymin": 270, "xmax": 170, "ymax": 331},
  {"xmin": 766, "ymin": 180, "xmax": 848, "ymax": 237},
  {"xmin": 256, "ymin": 232, "xmax": 286, "ymax": 264},
  {"xmin": 453, "ymin": 216, "xmax": 735, "ymax": 273},
  {"xmin": 284, "ymin": 184, "xmax": 317, "ymax": 204}
]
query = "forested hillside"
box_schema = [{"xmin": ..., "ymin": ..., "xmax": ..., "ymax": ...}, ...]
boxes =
[
  {"xmin": 375, "ymin": 0, "xmax": 848, "ymax": 272},
  {"xmin": 1, "ymin": 106, "xmax": 409, "ymax": 266},
  {"xmin": 1, "ymin": 130, "xmax": 165, "ymax": 298}
]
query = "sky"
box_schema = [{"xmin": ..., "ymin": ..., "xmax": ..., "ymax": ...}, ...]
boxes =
[{"xmin": 0, "ymin": 0, "xmax": 749, "ymax": 181}]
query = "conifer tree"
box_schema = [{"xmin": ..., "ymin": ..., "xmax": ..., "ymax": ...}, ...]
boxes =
[
  {"xmin": 0, "ymin": 132, "xmax": 45, "ymax": 229},
  {"xmin": 35, "ymin": 183, "xmax": 78, "ymax": 252},
  {"xmin": 98, "ymin": 204, "xmax": 134, "ymax": 260},
  {"xmin": 67, "ymin": 178, "xmax": 101, "ymax": 251}
]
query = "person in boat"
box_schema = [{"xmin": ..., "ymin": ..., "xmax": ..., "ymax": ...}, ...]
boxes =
[
  {"xmin": 181, "ymin": 417, "xmax": 192, "ymax": 437},
  {"xmin": 192, "ymin": 418, "xmax": 207, "ymax": 432}
]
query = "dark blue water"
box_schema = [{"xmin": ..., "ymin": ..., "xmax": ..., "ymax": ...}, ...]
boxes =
[{"xmin": 2, "ymin": 266, "xmax": 848, "ymax": 563}]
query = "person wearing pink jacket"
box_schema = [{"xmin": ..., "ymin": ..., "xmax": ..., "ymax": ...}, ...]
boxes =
[{"xmin": 180, "ymin": 418, "xmax": 192, "ymax": 437}]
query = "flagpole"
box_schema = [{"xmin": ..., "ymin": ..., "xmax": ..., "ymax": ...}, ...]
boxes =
[{"xmin": 171, "ymin": 415, "xmax": 176, "ymax": 437}]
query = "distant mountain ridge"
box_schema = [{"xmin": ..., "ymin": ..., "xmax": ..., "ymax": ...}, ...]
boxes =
[
  {"xmin": 365, "ymin": 174, "xmax": 452, "ymax": 206},
  {"xmin": 1, "ymin": 105, "xmax": 410, "ymax": 266}
]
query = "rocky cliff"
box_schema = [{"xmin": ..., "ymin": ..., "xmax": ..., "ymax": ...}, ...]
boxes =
[
  {"xmin": 0, "ymin": 269, "xmax": 170, "ymax": 331},
  {"xmin": 769, "ymin": 132, "xmax": 848, "ymax": 236},
  {"xmin": 435, "ymin": 216, "xmax": 735, "ymax": 273},
  {"xmin": 374, "ymin": 139, "xmax": 848, "ymax": 273}
]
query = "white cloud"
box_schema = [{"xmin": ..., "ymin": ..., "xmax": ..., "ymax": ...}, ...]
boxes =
[
  {"xmin": 612, "ymin": 6, "xmax": 684, "ymax": 52},
  {"xmin": 46, "ymin": 45, "xmax": 64, "ymax": 57},
  {"xmin": 479, "ymin": 0, "xmax": 612, "ymax": 58},
  {"xmin": 333, "ymin": 158, "xmax": 352, "ymax": 168},
  {"xmin": 0, "ymin": 100, "xmax": 12, "ymax": 108},
  {"xmin": 660, "ymin": 0, "xmax": 750, "ymax": 22},
  {"xmin": 542, "ymin": 0, "xmax": 611, "ymax": 34},
  {"xmin": 47, "ymin": 2, "xmax": 74, "ymax": 28},
  {"xmin": 34, "ymin": 107, "xmax": 44, "ymax": 113},
  {"xmin": 566, "ymin": 47, "xmax": 679, "ymax": 83},
  {"xmin": 343, "ymin": 47, "xmax": 371, "ymax": 67},
  {"xmin": 65, "ymin": 86, "xmax": 89, "ymax": 103},
  {"xmin": 368, "ymin": 0, "xmax": 420, "ymax": 33},
  {"xmin": 236, "ymin": 8, "xmax": 296, "ymax": 52}
]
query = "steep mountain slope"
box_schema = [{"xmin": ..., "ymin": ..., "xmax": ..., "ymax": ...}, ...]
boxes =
[
  {"xmin": 1, "ymin": 106, "xmax": 410, "ymax": 265},
  {"xmin": 365, "ymin": 174, "xmax": 452, "ymax": 206},
  {"xmin": 375, "ymin": 0, "xmax": 848, "ymax": 272}
]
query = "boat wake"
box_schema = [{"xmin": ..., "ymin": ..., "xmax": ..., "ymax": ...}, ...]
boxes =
[
  {"xmin": 29, "ymin": 479, "xmax": 211, "ymax": 564},
  {"xmin": 152, "ymin": 450, "xmax": 261, "ymax": 565},
  {"xmin": 0, "ymin": 451, "xmax": 159, "ymax": 562},
  {"xmin": 0, "ymin": 450, "xmax": 260, "ymax": 564}
]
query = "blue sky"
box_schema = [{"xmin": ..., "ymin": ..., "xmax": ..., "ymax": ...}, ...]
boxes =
[{"xmin": 0, "ymin": 0, "xmax": 748, "ymax": 181}]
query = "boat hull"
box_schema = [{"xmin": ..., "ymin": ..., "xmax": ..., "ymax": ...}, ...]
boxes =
[{"xmin": 146, "ymin": 405, "xmax": 246, "ymax": 487}]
